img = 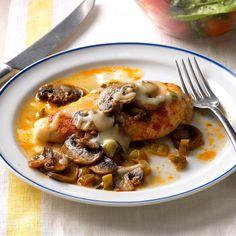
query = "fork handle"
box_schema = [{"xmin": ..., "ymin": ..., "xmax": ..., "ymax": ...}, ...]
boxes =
[{"xmin": 210, "ymin": 106, "xmax": 236, "ymax": 150}]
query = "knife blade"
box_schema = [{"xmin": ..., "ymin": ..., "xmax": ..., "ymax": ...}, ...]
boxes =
[{"xmin": 0, "ymin": 0, "xmax": 95, "ymax": 84}]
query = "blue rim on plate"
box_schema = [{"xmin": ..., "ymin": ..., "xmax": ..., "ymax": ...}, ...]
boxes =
[{"xmin": 0, "ymin": 42, "xmax": 236, "ymax": 205}]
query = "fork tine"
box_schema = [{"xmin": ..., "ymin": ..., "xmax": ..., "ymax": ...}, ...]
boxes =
[
  {"xmin": 181, "ymin": 59, "xmax": 201, "ymax": 100},
  {"xmin": 187, "ymin": 58, "xmax": 205, "ymax": 98},
  {"xmin": 193, "ymin": 57, "xmax": 216, "ymax": 98},
  {"xmin": 175, "ymin": 60, "xmax": 189, "ymax": 96}
]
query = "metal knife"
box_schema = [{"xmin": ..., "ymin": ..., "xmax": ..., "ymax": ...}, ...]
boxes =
[{"xmin": 0, "ymin": 0, "xmax": 95, "ymax": 86}]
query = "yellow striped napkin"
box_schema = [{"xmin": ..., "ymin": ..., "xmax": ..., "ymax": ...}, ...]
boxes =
[{"xmin": 7, "ymin": 1, "xmax": 52, "ymax": 235}]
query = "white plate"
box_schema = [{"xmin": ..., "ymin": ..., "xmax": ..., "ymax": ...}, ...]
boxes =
[{"xmin": 0, "ymin": 43, "xmax": 236, "ymax": 206}]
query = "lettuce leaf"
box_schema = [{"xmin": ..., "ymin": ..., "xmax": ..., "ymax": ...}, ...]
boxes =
[{"xmin": 170, "ymin": 0, "xmax": 236, "ymax": 20}]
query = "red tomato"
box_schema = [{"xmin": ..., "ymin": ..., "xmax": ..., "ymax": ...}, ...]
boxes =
[
  {"xmin": 229, "ymin": 11, "xmax": 236, "ymax": 25},
  {"xmin": 197, "ymin": 15, "xmax": 234, "ymax": 37},
  {"xmin": 229, "ymin": 11, "xmax": 236, "ymax": 18}
]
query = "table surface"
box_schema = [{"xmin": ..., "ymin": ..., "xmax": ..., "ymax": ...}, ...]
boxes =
[
  {"xmin": 1, "ymin": 1, "xmax": 236, "ymax": 236},
  {"xmin": 0, "ymin": 0, "xmax": 10, "ymax": 63}
]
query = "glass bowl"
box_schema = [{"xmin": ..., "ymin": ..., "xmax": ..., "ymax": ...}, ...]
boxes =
[{"xmin": 136, "ymin": 0, "xmax": 236, "ymax": 40}]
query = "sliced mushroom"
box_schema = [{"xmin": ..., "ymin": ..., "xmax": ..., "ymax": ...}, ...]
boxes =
[
  {"xmin": 116, "ymin": 164, "xmax": 142, "ymax": 176},
  {"xmin": 134, "ymin": 81, "xmax": 168, "ymax": 110},
  {"xmin": 90, "ymin": 157, "xmax": 117, "ymax": 175},
  {"xmin": 37, "ymin": 83, "xmax": 85, "ymax": 105},
  {"xmin": 61, "ymin": 134, "xmax": 104, "ymax": 165},
  {"xmin": 72, "ymin": 110, "xmax": 97, "ymax": 131},
  {"xmin": 28, "ymin": 147, "xmax": 69, "ymax": 172},
  {"xmin": 48, "ymin": 163, "xmax": 79, "ymax": 183},
  {"xmin": 44, "ymin": 151, "xmax": 69, "ymax": 172},
  {"xmin": 114, "ymin": 164, "xmax": 144, "ymax": 191},
  {"xmin": 28, "ymin": 152, "xmax": 48, "ymax": 169},
  {"xmin": 169, "ymin": 124, "xmax": 204, "ymax": 150},
  {"xmin": 98, "ymin": 83, "xmax": 136, "ymax": 113}
]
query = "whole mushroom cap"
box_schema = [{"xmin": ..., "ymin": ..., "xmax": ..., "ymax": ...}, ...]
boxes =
[
  {"xmin": 169, "ymin": 124, "xmax": 204, "ymax": 150},
  {"xmin": 37, "ymin": 83, "xmax": 85, "ymax": 105}
]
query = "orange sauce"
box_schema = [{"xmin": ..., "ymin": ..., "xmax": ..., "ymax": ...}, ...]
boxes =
[
  {"xmin": 75, "ymin": 66, "xmax": 142, "ymax": 80},
  {"xmin": 149, "ymin": 166, "xmax": 179, "ymax": 187},
  {"xmin": 205, "ymin": 122, "xmax": 213, "ymax": 127},
  {"xmin": 198, "ymin": 150, "xmax": 216, "ymax": 161},
  {"xmin": 217, "ymin": 134, "xmax": 225, "ymax": 139},
  {"xmin": 208, "ymin": 137, "xmax": 214, "ymax": 145},
  {"xmin": 149, "ymin": 174, "xmax": 178, "ymax": 186},
  {"xmin": 202, "ymin": 120, "xmax": 226, "ymax": 161},
  {"xmin": 54, "ymin": 66, "xmax": 142, "ymax": 91},
  {"xmin": 150, "ymin": 175, "xmax": 166, "ymax": 185}
]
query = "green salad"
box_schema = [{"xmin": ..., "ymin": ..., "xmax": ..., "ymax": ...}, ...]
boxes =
[
  {"xmin": 168, "ymin": 0, "xmax": 236, "ymax": 37},
  {"xmin": 170, "ymin": 0, "xmax": 236, "ymax": 20}
]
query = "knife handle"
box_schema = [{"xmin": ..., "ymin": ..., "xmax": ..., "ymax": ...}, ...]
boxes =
[{"xmin": 0, "ymin": 64, "xmax": 19, "ymax": 88}]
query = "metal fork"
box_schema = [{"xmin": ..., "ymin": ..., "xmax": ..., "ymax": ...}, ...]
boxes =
[{"xmin": 176, "ymin": 57, "xmax": 236, "ymax": 150}]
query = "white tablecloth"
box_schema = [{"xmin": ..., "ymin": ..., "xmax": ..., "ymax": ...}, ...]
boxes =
[{"xmin": 1, "ymin": 0, "xmax": 236, "ymax": 235}]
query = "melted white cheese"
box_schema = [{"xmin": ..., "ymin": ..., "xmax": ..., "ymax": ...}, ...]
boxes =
[
  {"xmin": 135, "ymin": 81, "xmax": 173, "ymax": 107},
  {"xmin": 33, "ymin": 112, "xmax": 67, "ymax": 143},
  {"xmin": 74, "ymin": 110, "xmax": 115, "ymax": 131},
  {"xmin": 33, "ymin": 117, "xmax": 59, "ymax": 143},
  {"xmin": 92, "ymin": 125, "xmax": 130, "ymax": 152},
  {"xmin": 75, "ymin": 110, "xmax": 130, "ymax": 151}
]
